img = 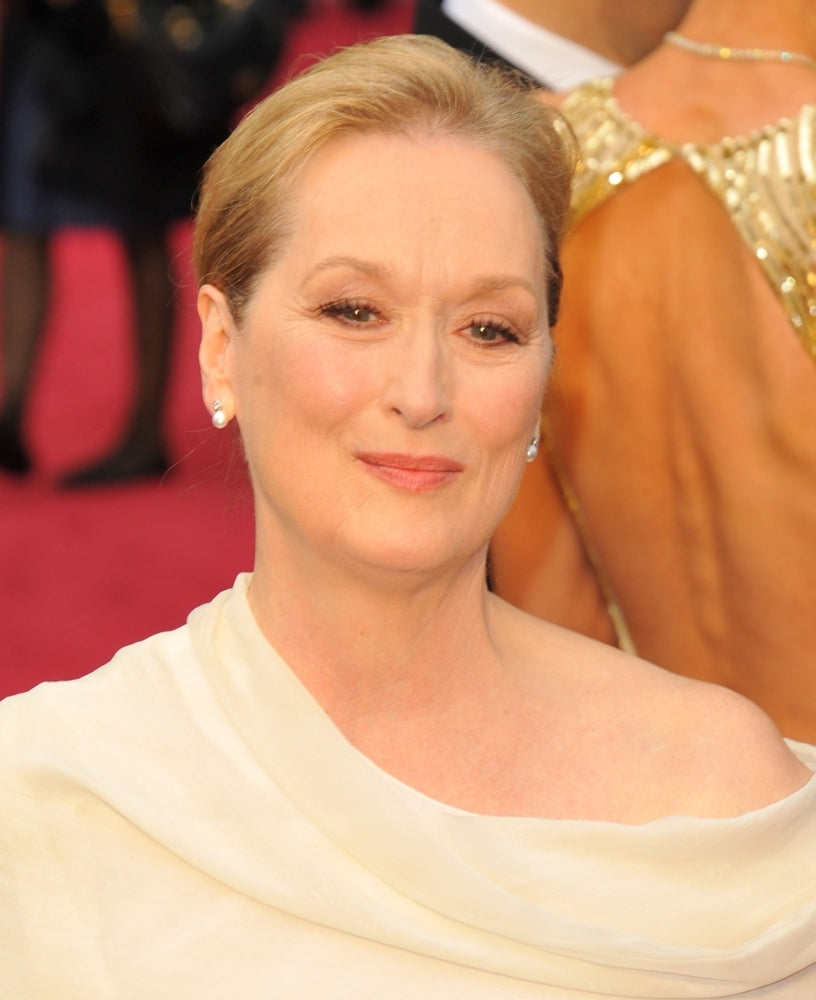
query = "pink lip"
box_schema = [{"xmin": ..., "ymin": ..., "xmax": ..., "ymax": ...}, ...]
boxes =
[{"xmin": 356, "ymin": 452, "xmax": 464, "ymax": 492}]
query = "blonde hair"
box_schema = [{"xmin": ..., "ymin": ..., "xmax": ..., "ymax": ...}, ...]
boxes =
[{"xmin": 193, "ymin": 33, "xmax": 575, "ymax": 325}]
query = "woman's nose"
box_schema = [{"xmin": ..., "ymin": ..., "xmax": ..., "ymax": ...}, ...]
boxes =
[{"xmin": 381, "ymin": 328, "xmax": 451, "ymax": 429}]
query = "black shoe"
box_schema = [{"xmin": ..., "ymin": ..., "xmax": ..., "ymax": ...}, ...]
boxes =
[
  {"xmin": 60, "ymin": 448, "xmax": 170, "ymax": 488},
  {"xmin": 0, "ymin": 419, "xmax": 31, "ymax": 475}
]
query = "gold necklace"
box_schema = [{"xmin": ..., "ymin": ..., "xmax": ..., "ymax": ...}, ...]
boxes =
[{"xmin": 664, "ymin": 30, "xmax": 816, "ymax": 71}]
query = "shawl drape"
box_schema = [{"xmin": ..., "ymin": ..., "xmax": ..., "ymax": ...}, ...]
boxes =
[{"xmin": 2, "ymin": 575, "xmax": 815, "ymax": 997}]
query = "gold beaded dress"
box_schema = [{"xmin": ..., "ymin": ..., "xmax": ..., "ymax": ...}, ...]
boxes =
[
  {"xmin": 566, "ymin": 77, "xmax": 816, "ymax": 360},
  {"xmin": 492, "ymin": 78, "xmax": 816, "ymax": 741}
]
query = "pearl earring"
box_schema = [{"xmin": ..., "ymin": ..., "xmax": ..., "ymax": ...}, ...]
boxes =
[
  {"xmin": 525, "ymin": 434, "xmax": 540, "ymax": 463},
  {"xmin": 211, "ymin": 399, "xmax": 228, "ymax": 429}
]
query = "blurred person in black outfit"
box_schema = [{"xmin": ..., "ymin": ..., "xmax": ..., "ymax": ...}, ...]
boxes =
[{"xmin": 0, "ymin": 0, "xmax": 294, "ymax": 484}]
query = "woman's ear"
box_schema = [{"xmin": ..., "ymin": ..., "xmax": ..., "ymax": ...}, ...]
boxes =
[{"xmin": 198, "ymin": 284, "xmax": 236, "ymax": 424}]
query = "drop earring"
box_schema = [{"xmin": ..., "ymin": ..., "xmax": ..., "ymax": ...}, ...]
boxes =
[
  {"xmin": 525, "ymin": 434, "xmax": 540, "ymax": 463},
  {"xmin": 211, "ymin": 399, "xmax": 228, "ymax": 429}
]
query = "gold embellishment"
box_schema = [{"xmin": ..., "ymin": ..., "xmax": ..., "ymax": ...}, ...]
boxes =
[{"xmin": 561, "ymin": 78, "xmax": 816, "ymax": 362}]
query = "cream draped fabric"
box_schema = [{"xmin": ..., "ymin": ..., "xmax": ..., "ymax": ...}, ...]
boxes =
[{"xmin": 2, "ymin": 574, "xmax": 815, "ymax": 998}]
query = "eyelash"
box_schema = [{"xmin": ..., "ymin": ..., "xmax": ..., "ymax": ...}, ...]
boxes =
[
  {"xmin": 319, "ymin": 299, "xmax": 382, "ymax": 325},
  {"xmin": 319, "ymin": 299, "xmax": 522, "ymax": 347}
]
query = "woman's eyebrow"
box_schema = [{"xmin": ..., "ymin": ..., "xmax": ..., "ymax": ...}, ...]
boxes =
[{"xmin": 303, "ymin": 256, "xmax": 393, "ymax": 282}]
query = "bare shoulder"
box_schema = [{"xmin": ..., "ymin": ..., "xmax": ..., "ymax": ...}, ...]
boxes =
[
  {"xmin": 657, "ymin": 674, "xmax": 811, "ymax": 815},
  {"xmin": 491, "ymin": 598, "xmax": 811, "ymax": 820}
]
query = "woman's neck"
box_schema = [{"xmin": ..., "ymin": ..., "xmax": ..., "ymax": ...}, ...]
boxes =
[
  {"xmin": 247, "ymin": 542, "xmax": 502, "ymax": 724},
  {"xmin": 611, "ymin": 0, "xmax": 816, "ymax": 143}
]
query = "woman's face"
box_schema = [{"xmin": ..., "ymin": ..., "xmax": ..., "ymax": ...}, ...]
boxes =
[{"xmin": 200, "ymin": 131, "xmax": 552, "ymax": 579}]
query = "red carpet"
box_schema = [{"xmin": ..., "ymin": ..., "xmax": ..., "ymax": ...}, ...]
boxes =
[{"xmin": 0, "ymin": 1, "xmax": 415, "ymax": 699}]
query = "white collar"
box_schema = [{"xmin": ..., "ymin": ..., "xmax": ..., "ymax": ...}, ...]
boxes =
[{"xmin": 441, "ymin": 0, "xmax": 622, "ymax": 88}]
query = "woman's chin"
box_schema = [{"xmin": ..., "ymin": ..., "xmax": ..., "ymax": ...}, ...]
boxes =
[{"xmin": 331, "ymin": 530, "xmax": 464, "ymax": 580}]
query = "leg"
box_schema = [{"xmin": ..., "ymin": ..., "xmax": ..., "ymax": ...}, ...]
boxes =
[
  {"xmin": 120, "ymin": 228, "xmax": 175, "ymax": 458},
  {"xmin": 0, "ymin": 232, "xmax": 51, "ymax": 474},
  {"xmin": 62, "ymin": 228, "xmax": 175, "ymax": 485}
]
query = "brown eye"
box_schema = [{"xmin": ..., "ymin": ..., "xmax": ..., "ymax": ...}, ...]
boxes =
[
  {"xmin": 345, "ymin": 305, "xmax": 377, "ymax": 323},
  {"xmin": 467, "ymin": 321, "xmax": 519, "ymax": 345},
  {"xmin": 473, "ymin": 323, "xmax": 501, "ymax": 342}
]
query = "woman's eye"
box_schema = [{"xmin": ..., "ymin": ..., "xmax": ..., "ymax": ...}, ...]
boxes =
[
  {"xmin": 320, "ymin": 300, "xmax": 380, "ymax": 324},
  {"xmin": 466, "ymin": 321, "xmax": 520, "ymax": 346}
]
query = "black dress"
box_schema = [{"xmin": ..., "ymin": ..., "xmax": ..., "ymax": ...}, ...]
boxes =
[{"xmin": 0, "ymin": 0, "xmax": 232, "ymax": 235}]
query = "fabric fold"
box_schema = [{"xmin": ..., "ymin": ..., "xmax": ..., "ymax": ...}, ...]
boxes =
[{"xmin": 1, "ymin": 575, "xmax": 815, "ymax": 997}]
